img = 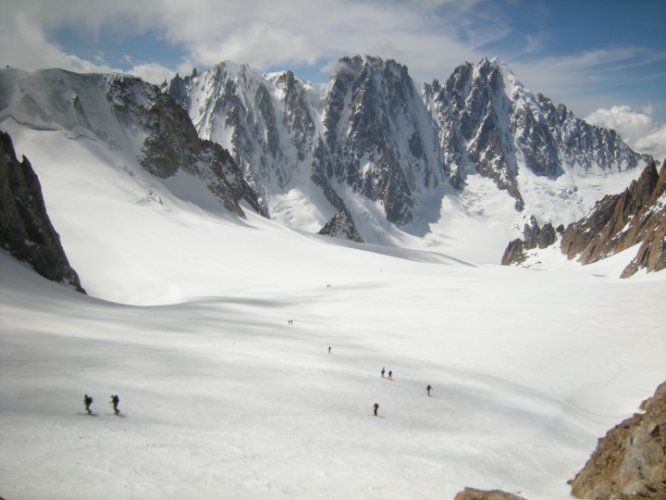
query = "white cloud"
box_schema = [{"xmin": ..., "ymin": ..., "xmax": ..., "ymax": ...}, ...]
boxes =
[
  {"xmin": 0, "ymin": 8, "xmax": 176, "ymax": 85},
  {"xmin": 128, "ymin": 63, "xmax": 176, "ymax": 86},
  {"xmin": 586, "ymin": 105, "xmax": 666, "ymax": 162},
  {"xmin": 0, "ymin": 0, "xmax": 494, "ymax": 81},
  {"xmin": 2, "ymin": 0, "xmax": 664, "ymax": 136}
]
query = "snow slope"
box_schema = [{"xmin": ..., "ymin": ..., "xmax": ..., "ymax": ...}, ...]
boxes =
[{"xmin": 1, "ymin": 122, "xmax": 666, "ymax": 499}]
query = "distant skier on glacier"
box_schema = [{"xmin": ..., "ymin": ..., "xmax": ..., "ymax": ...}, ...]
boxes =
[
  {"xmin": 426, "ymin": 384, "xmax": 432, "ymax": 396},
  {"xmin": 110, "ymin": 394, "xmax": 120, "ymax": 415},
  {"xmin": 381, "ymin": 367, "xmax": 385, "ymax": 378},
  {"xmin": 83, "ymin": 394, "xmax": 93, "ymax": 415},
  {"xmin": 373, "ymin": 403, "xmax": 379, "ymax": 416}
]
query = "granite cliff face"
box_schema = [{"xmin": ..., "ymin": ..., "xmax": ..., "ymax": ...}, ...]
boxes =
[
  {"xmin": 423, "ymin": 59, "xmax": 647, "ymax": 209},
  {"xmin": 569, "ymin": 380, "xmax": 666, "ymax": 499},
  {"xmin": 315, "ymin": 56, "xmax": 446, "ymax": 226},
  {"xmin": 0, "ymin": 131, "xmax": 84, "ymax": 292},
  {"xmin": 502, "ymin": 159, "xmax": 666, "ymax": 276},
  {"xmin": 561, "ymin": 159, "xmax": 666, "ymax": 277},
  {"xmin": 168, "ymin": 56, "xmax": 650, "ymax": 243}
]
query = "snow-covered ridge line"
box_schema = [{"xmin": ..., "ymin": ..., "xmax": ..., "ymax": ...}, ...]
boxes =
[
  {"xmin": 0, "ymin": 66, "xmax": 266, "ymax": 220},
  {"xmin": 0, "ymin": 55, "xmax": 652, "ymax": 264},
  {"xmin": 166, "ymin": 55, "xmax": 651, "ymax": 256}
]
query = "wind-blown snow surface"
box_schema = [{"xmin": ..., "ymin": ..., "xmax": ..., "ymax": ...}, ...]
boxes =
[{"xmin": 1, "ymin": 127, "xmax": 665, "ymax": 500}]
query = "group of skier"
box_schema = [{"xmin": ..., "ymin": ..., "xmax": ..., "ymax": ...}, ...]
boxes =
[
  {"xmin": 82, "ymin": 348, "xmax": 432, "ymax": 418},
  {"xmin": 373, "ymin": 364, "xmax": 433, "ymax": 416},
  {"xmin": 83, "ymin": 393, "xmax": 120, "ymax": 416}
]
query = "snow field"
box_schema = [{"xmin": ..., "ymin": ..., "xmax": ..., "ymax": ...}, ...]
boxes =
[
  {"xmin": 2, "ymin": 242, "xmax": 665, "ymax": 499},
  {"xmin": 1, "ymin": 118, "xmax": 665, "ymax": 499}
]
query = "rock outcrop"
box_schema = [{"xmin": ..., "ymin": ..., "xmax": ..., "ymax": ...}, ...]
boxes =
[
  {"xmin": 560, "ymin": 158, "xmax": 666, "ymax": 276},
  {"xmin": 501, "ymin": 159, "xmax": 666, "ymax": 276},
  {"xmin": 569, "ymin": 380, "xmax": 666, "ymax": 499},
  {"xmin": 454, "ymin": 487, "xmax": 526, "ymax": 500},
  {"xmin": 501, "ymin": 216, "xmax": 560, "ymax": 265},
  {"xmin": 318, "ymin": 209, "xmax": 364, "ymax": 243},
  {"xmin": 0, "ymin": 131, "xmax": 85, "ymax": 292}
]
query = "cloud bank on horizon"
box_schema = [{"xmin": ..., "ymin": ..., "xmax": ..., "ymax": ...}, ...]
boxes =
[{"xmin": 1, "ymin": 0, "xmax": 665, "ymax": 160}]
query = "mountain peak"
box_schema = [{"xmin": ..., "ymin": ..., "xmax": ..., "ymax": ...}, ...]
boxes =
[
  {"xmin": 159, "ymin": 54, "xmax": 651, "ymax": 251},
  {"xmin": 331, "ymin": 55, "xmax": 409, "ymax": 79}
]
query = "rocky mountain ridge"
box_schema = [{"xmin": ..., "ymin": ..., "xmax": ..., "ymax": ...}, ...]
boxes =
[
  {"xmin": 167, "ymin": 55, "xmax": 651, "ymax": 242},
  {"xmin": 0, "ymin": 130, "xmax": 84, "ymax": 292},
  {"xmin": 0, "ymin": 58, "xmax": 654, "ymax": 263},
  {"xmin": 0, "ymin": 68, "xmax": 265, "ymax": 219},
  {"xmin": 502, "ymin": 158, "xmax": 666, "ymax": 277}
]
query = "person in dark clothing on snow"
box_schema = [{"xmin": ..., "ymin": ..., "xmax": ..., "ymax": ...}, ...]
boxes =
[
  {"xmin": 388, "ymin": 370, "xmax": 393, "ymax": 380},
  {"xmin": 373, "ymin": 403, "xmax": 379, "ymax": 416},
  {"xmin": 110, "ymin": 394, "xmax": 120, "ymax": 415},
  {"xmin": 83, "ymin": 394, "xmax": 93, "ymax": 415},
  {"xmin": 426, "ymin": 384, "xmax": 432, "ymax": 396},
  {"xmin": 381, "ymin": 367, "xmax": 385, "ymax": 378}
]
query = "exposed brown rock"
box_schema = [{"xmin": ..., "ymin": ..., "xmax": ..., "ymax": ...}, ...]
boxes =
[
  {"xmin": 501, "ymin": 217, "xmax": 558, "ymax": 265},
  {"xmin": 560, "ymin": 159, "xmax": 666, "ymax": 276},
  {"xmin": 502, "ymin": 238, "xmax": 527, "ymax": 265},
  {"xmin": 502, "ymin": 159, "xmax": 666, "ymax": 277},
  {"xmin": 569, "ymin": 380, "xmax": 666, "ymax": 499},
  {"xmin": 454, "ymin": 487, "xmax": 526, "ymax": 500}
]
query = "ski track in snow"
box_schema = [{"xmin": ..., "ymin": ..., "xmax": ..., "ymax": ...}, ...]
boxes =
[{"xmin": 1, "ymin": 111, "xmax": 666, "ymax": 500}]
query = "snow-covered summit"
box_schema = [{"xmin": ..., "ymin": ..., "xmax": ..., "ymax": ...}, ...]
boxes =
[
  {"xmin": 0, "ymin": 56, "xmax": 653, "ymax": 264},
  {"xmin": 0, "ymin": 67, "xmax": 265, "ymax": 219},
  {"xmin": 165, "ymin": 55, "xmax": 651, "ymax": 260}
]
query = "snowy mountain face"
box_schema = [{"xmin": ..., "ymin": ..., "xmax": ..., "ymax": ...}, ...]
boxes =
[
  {"xmin": 0, "ymin": 68, "xmax": 265, "ymax": 218},
  {"xmin": 169, "ymin": 57, "xmax": 448, "ymax": 228},
  {"xmin": 0, "ymin": 58, "xmax": 652, "ymax": 264},
  {"xmin": 167, "ymin": 56, "xmax": 651, "ymax": 253},
  {"xmin": 314, "ymin": 56, "xmax": 447, "ymax": 226},
  {"xmin": 168, "ymin": 64, "xmax": 322, "ymax": 204},
  {"xmin": 422, "ymin": 58, "xmax": 650, "ymax": 210}
]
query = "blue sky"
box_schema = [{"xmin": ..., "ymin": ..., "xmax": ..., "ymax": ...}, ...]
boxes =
[{"xmin": 1, "ymin": 0, "xmax": 665, "ymax": 157}]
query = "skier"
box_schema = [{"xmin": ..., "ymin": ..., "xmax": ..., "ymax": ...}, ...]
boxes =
[
  {"xmin": 373, "ymin": 403, "xmax": 379, "ymax": 416},
  {"xmin": 83, "ymin": 394, "xmax": 93, "ymax": 415},
  {"xmin": 388, "ymin": 370, "xmax": 393, "ymax": 381},
  {"xmin": 110, "ymin": 394, "xmax": 120, "ymax": 415},
  {"xmin": 328, "ymin": 346, "xmax": 332, "ymax": 354},
  {"xmin": 426, "ymin": 384, "xmax": 432, "ymax": 396},
  {"xmin": 381, "ymin": 367, "xmax": 385, "ymax": 378}
]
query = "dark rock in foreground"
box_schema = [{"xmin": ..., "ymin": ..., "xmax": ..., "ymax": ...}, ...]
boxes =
[
  {"xmin": 454, "ymin": 487, "xmax": 526, "ymax": 500},
  {"xmin": 569, "ymin": 380, "xmax": 666, "ymax": 499},
  {"xmin": 0, "ymin": 130, "xmax": 85, "ymax": 292}
]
